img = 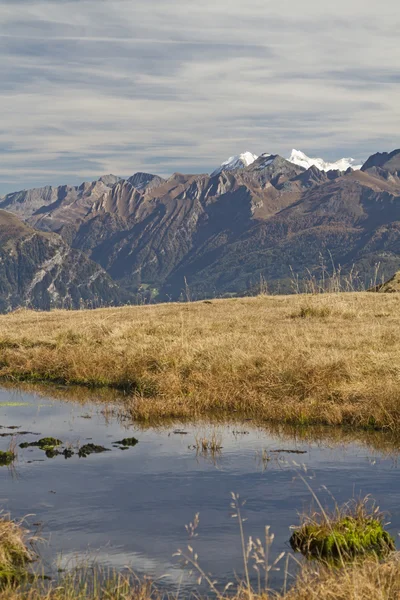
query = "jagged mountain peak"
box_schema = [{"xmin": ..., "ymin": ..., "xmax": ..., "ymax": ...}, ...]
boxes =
[
  {"xmin": 98, "ymin": 174, "xmax": 121, "ymax": 186},
  {"xmin": 361, "ymin": 149, "xmax": 400, "ymax": 173},
  {"xmin": 288, "ymin": 149, "xmax": 362, "ymax": 172},
  {"xmin": 128, "ymin": 172, "xmax": 166, "ymax": 191},
  {"xmin": 211, "ymin": 151, "xmax": 258, "ymax": 177},
  {"xmin": 246, "ymin": 154, "xmax": 287, "ymax": 171},
  {"xmin": 0, "ymin": 175, "xmax": 118, "ymax": 222},
  {"xmin": 244, "ymin": 154, "xmax": 305, "ymax": 184}
]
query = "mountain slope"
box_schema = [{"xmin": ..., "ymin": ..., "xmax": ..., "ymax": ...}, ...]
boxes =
[
  {"xmin": 0, "ymin": 176, "xmax": 118, "ymax": 224},
  {"xmin": 1, "ymin": 148, "xmax": 400, "ymax": 303},
  {"xmin": 0, "ymin": 210, "xmax": 129, "ymax": 311},
  {"xmin": 4, "ymin": 159, "xmax": 310, "ymax": 295},
  {"xmin": 165, "ymin": 167, "xmax": 400, "ymax": 297}
]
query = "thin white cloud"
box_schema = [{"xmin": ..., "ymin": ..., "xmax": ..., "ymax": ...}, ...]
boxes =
[{"xmin": 0, "ymin": 0, "xmax": 399, "ymax": 193}]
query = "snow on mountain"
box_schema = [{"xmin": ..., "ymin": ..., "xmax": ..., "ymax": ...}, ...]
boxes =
[
  {"xmin": 288, "ymin": 149, "xmax": 362, "ymax": 172},
  {"xmin": 212, "ymin": 149, "xmax": 363, "ymax": 177},
  {"xmin": 211, "ymin": 151, "xmax": 258, "ymax": 176}
]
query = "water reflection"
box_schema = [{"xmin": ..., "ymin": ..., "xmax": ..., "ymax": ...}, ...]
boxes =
[{"xmin": 0, "ymin": 386, "xmax": 399, "ymax": 592}]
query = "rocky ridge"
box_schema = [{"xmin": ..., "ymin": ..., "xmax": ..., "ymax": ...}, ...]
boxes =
[
  {"xmin": 0, "ymin": 148, "xmax": 400, "ymax": 305},
  {"xmin": 0, "ymin": 210, "xmax": 129, "ymax": 311}
]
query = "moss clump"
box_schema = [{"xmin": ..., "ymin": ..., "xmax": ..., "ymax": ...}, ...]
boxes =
[
  {"xmin": 290, "ymin": 499, "xmax": 395, "ymax": 562},
  {"xmin": 0, "ymin": 451, "xmax": 15, "ymax": 466},
  {"xmin": 78, "ymin": 444, "xmax": 110, "ymax": 458},
  {"xmin": 20, "ymin": 437, "xmax": 62, "ymax": 450},
  {"xmin": 44, "ymin": 447, "xmax": 75, "ymax": 459},
  {"xmin": 114, "ymin": 437, "xmax": 139, "ymax": 447}
]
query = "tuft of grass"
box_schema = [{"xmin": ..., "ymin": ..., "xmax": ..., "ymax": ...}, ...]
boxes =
[
  {"xmin": 0, "ymin": 437, "xmax": 18, "ymax": 467},
  {"xmin": 279, "ymin": 554, "xmax": 400, "ymax": 600},
  {"xmin": 0, "ymin": 452, "xmax": 15, "ymax": 467},
  {"xmin": 192, "ymin": 432, "xmax": 223, "ymax": 454},
  {"xmin": 290, "ymin": 497, "xmax": 395, "ymax": 563},
  {"xmin": 0, "ymin": 515, "xmax": 34, "ymax": 586},
  {"xmin": 291, "ymin": 305, "xmax": 332, "ymax": 319}
]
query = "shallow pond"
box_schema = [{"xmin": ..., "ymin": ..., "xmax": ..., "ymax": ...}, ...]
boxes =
[{"xmin": 0, "ymin": 387, "xmax": 400, "ymax": 593}]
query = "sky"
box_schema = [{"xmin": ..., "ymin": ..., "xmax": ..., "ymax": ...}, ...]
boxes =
[{"xmin": 0, "ymin": 0, "xmax": 399, "ymax": 194}]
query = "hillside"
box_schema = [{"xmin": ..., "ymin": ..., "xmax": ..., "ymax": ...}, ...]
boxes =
[
  {"xmin": 0, "ymin": 210, "xmax": 129, "ymax": 311},
  {"xmin": 1, "ymin": 148, "xmax": 400, "ymax": 301},
  {"xmin": 1, "ymin": 293, "xmax": 400, "ymax": 433}
]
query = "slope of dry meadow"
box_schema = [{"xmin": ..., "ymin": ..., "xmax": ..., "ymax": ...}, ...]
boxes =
[{"xmin": 0, "ymin": 293, "xmax": 399, "ymax": 430}]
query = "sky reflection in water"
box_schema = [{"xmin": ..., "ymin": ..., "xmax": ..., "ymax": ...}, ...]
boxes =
[{"xmin": 0, "ymin": 387, "xmax": 399, "ymax": 592}]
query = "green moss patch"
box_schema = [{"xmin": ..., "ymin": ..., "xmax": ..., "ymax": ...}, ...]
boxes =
[
  {"xmin": 0, "ymin": 451, "xmax": 15, "ymax": 466},
  {"xmin": 78, "ymin": 444, "xmax": 110, "ymax": 458},
  {"xmin": 44, "ymin": 447, "xmax": 75, "ymax": 459},
  {"xmin": 19, "ymin": 437, "xmax": 62, "ymax": 450},
  {"xmin": 290, "ymin": 500, "xmax": 395, "ymax": 562}
]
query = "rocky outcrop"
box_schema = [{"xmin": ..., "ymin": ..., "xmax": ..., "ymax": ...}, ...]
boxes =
[{"xmin": 0, "ymin": 210, "xmax": 129, "ymax": 311}]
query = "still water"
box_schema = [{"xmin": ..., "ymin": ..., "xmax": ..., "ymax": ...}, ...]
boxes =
[{"xmin": 0, "ymin": 387, "xmax": 399, "ymax": 592}]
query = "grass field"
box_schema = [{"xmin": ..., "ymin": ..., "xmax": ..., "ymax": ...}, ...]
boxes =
[{"xmin": 0, "ymin": 292, "xmax": 400, "ymax": 431}]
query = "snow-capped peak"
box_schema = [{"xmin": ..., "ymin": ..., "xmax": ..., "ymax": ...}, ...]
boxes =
[
  {"xmin": 288, "ymin": 149, "xmax": 362, "ymax": 172},
  {"xmin": 211, "ymin": 151, "xmax": 258, "ymax": 177}
]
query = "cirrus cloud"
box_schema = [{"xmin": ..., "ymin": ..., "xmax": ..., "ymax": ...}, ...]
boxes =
[{"xmin": 0, "ymin": 0, "xmax": 399, "ymax": 193}]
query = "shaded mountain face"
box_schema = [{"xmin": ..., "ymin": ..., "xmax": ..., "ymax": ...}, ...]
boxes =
[
  {"xmin": 0, "ymin": 210, "xmax": 129, "ymax": 312},
  {"xmin": 175, "ymin": 168, "xmax": 400, "ymax": 298},
  {"xmin": 1, "ymin": 149, "xmax": 400, "ymax": 303}
]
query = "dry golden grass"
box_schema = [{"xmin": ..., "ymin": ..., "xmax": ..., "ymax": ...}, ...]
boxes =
[
  {"xmin": 1, "ymin": 554, "xmax": 400, "ymax": 600},
  {"xmin": 277, "ymin": 554, "xmax": 400, "ymax": 600},
  {"xmin": 0, "ymin": 515, "xmax": 33, "ymax": 584},
  {"xmin": 1, "ymin": 293, "xmax": 400, "ymax": 431},
  {"xmin": 0, "ymin": 572, "xmax": 160, "ymax": 600}
]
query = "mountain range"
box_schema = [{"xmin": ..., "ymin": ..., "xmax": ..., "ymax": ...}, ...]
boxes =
[
  {"xmin": 0, "ymin": 148, "xmax": 399, "ymax": 310},
  {"xmin": 211, "ymin": 149, "xmax": 362, "ymax": 175}
]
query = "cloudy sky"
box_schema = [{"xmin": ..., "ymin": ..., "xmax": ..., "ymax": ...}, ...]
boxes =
[{"xmin": 0, "ymin": 0, "xmax": 399, "ymax": 194}]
